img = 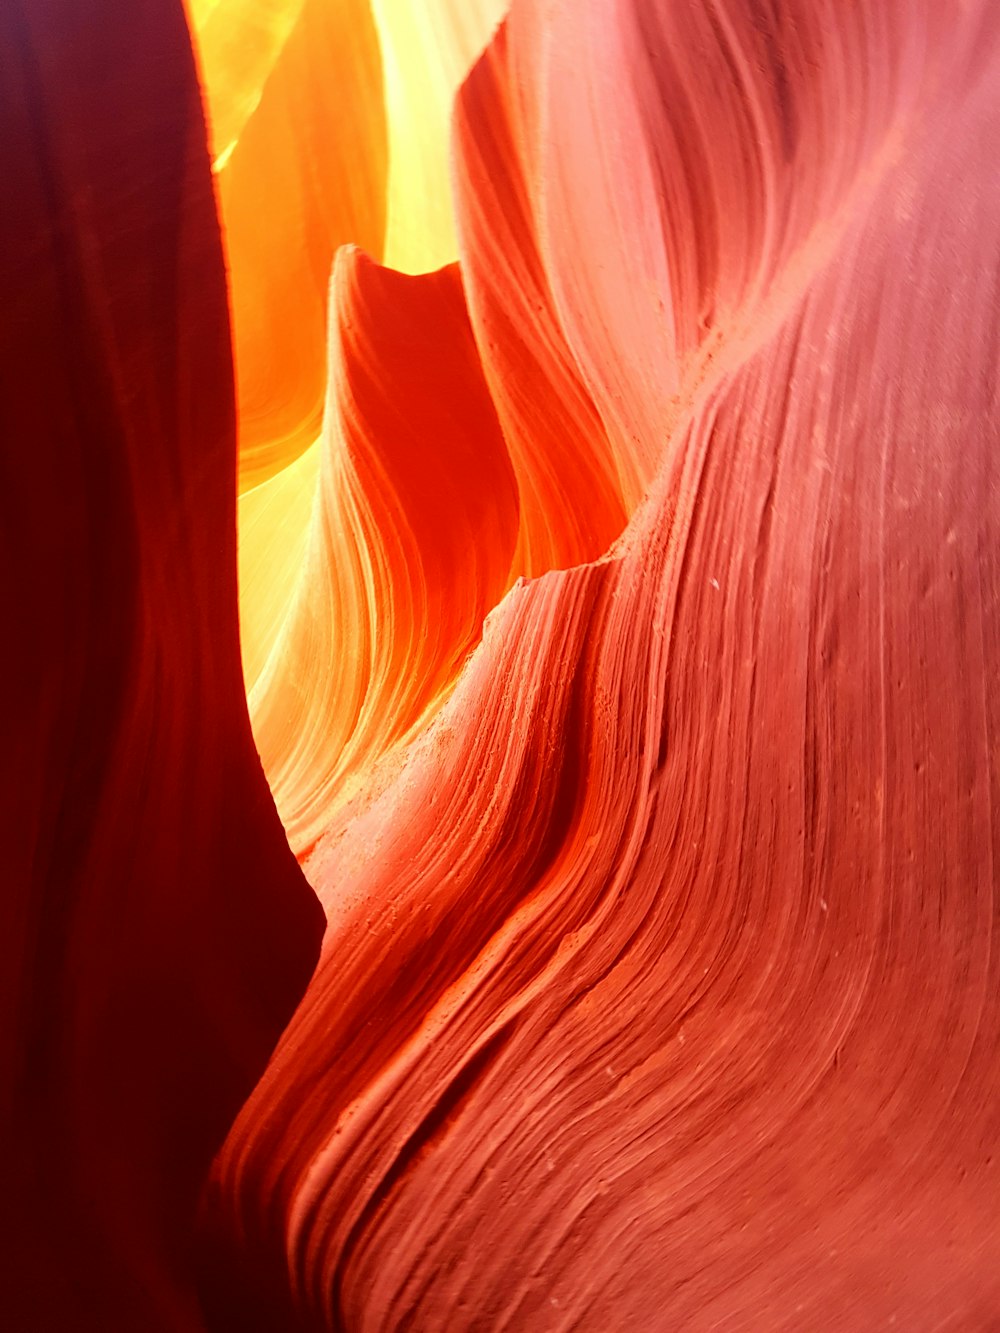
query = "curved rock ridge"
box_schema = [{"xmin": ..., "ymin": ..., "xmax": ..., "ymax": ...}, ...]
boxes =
[
  {"xmin": 0, "ymin": 1, "xmax": 323, "ymax": 1328},
  {"xmin": 249, "ymin": 249, "xmax": 519, "ymax": 855},
  {"xmin": 203, "ymin": 0, "xmax": 1000, "ymax": 1328},
  {"xmin": 452, "ymin": 23, "xmax": 627, "ymax": 576}
]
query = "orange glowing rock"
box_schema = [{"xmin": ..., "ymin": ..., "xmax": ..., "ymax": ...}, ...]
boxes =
[
  {"xmin": 184, "ymin": 0, "xmax": 507, "ymax": 694},
  {"xmin": 185, "ymin": 0, "xmax": 390, "ymax": 696},
  {"xmin": 187, "ymin": 0, "xmax": 387, "ymax": 489},
  {"xmin": 250, "ymin": 249, "xmax": 519, "ymax": 853}
]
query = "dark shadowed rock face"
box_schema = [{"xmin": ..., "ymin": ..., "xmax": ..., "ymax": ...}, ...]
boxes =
[{"xmin": 0, "ymin": 4, "xmax": 322, "ymax": 1327}]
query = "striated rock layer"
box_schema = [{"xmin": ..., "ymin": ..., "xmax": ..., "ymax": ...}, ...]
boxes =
[
  {"xmin": 0, "ymin": 2, "xmax": 323, "ymax": 1327},
  {"xmin": 205, "ymin": 0, "xmax": 1000, "ymax": 1328}
]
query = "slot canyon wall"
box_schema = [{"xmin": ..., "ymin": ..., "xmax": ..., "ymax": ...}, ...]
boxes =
[{"xmin": 2, "ymin": 0, "xmax": 999, "ymax": 1328}]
